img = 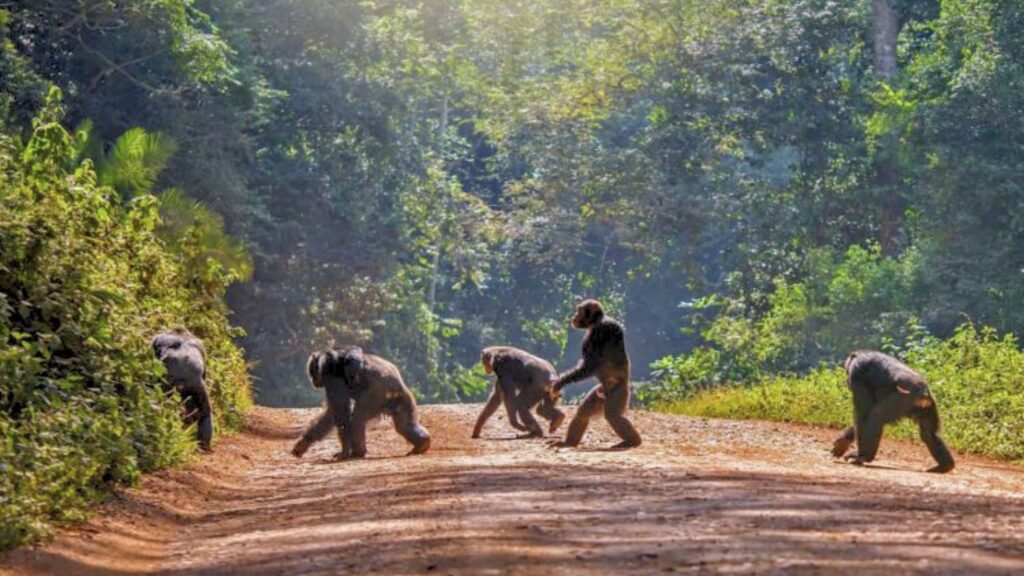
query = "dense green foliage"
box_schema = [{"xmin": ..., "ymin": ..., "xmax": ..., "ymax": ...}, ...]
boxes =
[
  {"xmin": 5, "ymin": 0, "xmax": 1022, "ymax": 407},
  {"xmin": 0, "ymin": 93, "xmax": 251, "ymax": 548},
  {"xmin": 661, "ymin": 324, "xmax": 1024, "ymax": 461}
]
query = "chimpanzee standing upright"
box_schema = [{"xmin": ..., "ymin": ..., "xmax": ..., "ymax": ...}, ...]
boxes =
[{"xmin": 549, "ymin": 299, "xmax": 642, "ymax": 449}]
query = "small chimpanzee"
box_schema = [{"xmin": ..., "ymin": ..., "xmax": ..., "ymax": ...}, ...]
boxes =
[
  {"xmin": 831, "ymin": 350, "xmax": 955, "ymax": 473},
  {"xmin": 473, "ymin": 346, "xmax": 566, "ymax": 439},
  {"xmin": 152, "ymin": 328, "xmax": 214, "ymax": 451},
  {"xmin": 291, "ymin": 346, "xmax": 361, "ymax": 459},
  {"xmin": 548, "ymin": 299, "xmax": 642, "ymax": 449},
  {"xmin": 292, "ymin": 346, "xmax": 431, "ymax": 459}
]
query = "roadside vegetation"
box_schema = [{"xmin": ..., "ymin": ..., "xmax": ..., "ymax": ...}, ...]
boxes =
[{"xmin": 0, "ymin": 92, "xmax": 251, "ymax": 549}]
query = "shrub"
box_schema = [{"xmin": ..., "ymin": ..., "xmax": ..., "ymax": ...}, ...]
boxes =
[
  {"xmin": 659, "ymin": 324, "xmax": 1024, "ymax": 462},
  {"xmin": 643, "ymin": 245, "xmax": 921, "ymax": 406},
  {"xmin": 0, "ymin": 91, "xmax": 251, "ymax": 549}
]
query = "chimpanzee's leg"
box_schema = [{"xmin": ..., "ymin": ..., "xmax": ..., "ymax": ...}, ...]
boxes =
[
  {"xmin": 852, "ymin": 392, "xmax": 915, "ymax": 464},
  {"xmin": 391, "ymin": 397, "xmax": 431, "ymax": 455},
  {"xmin": 917, "ymin": 403, "xmax": 955, "ymax": 473},
  {"xmin": 552, "ymin": 386, "xmax": 605, "ymax": 447},
  {"xmin": 472, "ymin": 383, "xmax": 503, "ymax": 438},
  {"xmin": 603, "ymin": 383, "xmax": 641, "ymax": 449},
  {"xmin": 535, "ymin": 394, "xmax": 566, "ymax": 434}
]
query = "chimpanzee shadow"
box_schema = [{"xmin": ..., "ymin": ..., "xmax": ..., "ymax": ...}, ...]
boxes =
[
  {"xmin": 577, "ymin": 445, "xmax": 637, "ymax": 453},
  {"xmin": 481, "ymin": 435, "xmax": 557, "ymax": 442},
  {"xmin": 543, "ymin": 443, "xmax": 636, "ymax": 453},
  {"xmin": 831, "ymin": 460, "xmax": 917, "ymax": 473},
  {"xmin": 309, "ymin": 453, "xmax": 409, "ymax": 466}
]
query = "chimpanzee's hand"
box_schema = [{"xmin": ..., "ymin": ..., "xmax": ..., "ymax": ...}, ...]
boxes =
[
  {"xmin": 844, "ymin": 454, "xmax": 866, "ymax": 466},
  {"xmin": 291, "ymin": 439, "xmax": 311, "ymax": 458},
  {"xmin": 547, "ymin": 377, "xmax": 562, "ymax": 403},
  {"xmin": 831, "ymin": 436, "xmax": 853, "ymax": 458}
]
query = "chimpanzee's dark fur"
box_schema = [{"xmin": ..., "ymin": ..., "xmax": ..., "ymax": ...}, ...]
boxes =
[
  {"xmin": 832, "ymin": 350, "xmax": 954, "ymax": 473},
  {"xmin": 152, "ymin": 328, "xmax": 213, "ymax": 451},
  {"xmin": 293, "ymin": 346, "xmax": 430, "ymax": 459},
  {"xmin": 473, "ymin": 346, "xmax": 565, "ymax": 438},
  {"xmin": 550, "ymin": 300, "xmax": 641, "ymax": 449}
]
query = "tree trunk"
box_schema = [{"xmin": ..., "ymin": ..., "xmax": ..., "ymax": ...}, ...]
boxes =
[
  {"xmin": 873, "ymin": 1, "xmax": 899, "ymax": 81},
  {"xmin": 425, "ymin": 93, "xmax": 450, "ymax": 375},
  {"xmin": 873, "ymin": 0, "xmax": 904, "ymax": 256},
  {"xmin": 427, "ymin": 94, "xmax": 449, "ymax": 312}
]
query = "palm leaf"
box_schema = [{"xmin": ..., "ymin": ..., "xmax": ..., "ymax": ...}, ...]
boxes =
[
  {"xmin": 72, "ymin": 120, "xmax": 102, "ymax": 165},
  {"xmin": 157, "ymin": 188, "xmax": 253, "ymax": 281},
  {"xmin": 99, "ymin": 127, "xmax": 178, "ymax": 198}
]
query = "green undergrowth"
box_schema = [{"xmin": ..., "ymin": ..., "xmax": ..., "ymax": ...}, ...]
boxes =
[
  {"xmin": 0, "ymin": 92, "xmax": 251, "ymax": 550},
  {"xmin": 657, "ymin": 325, "xmax": 1024, "ymax": 462}
]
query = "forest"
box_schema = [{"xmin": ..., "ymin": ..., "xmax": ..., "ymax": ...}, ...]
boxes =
[{"xmin": 3, "ymin": 0, "xmax": 1024, "ymax": 550}]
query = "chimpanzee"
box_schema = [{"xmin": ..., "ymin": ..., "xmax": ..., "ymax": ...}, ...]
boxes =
[
  {"xmin": 152, "ymin": 328, "xmax": 213, "ymax": 451},
  {"xmin": 473, "ymin": 346, "xmax": 565, "ymax": 438},
  {"xmin": 292, "ymin": 346, "xmax": 430, "ymax": 459},
  {"xmin": 831, "ymin": 350, "xmax": 955, "ymax": 473},
  {"xmin": 549, "ymin": 299, "xmax": 642, "ymax": 449},
  {"xmin": 291, "ymin": 346, "xmax": 360, "ymax": 459}
]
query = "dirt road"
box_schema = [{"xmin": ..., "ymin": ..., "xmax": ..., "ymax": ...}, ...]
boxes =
[{"xmin": 4, "ymin": 405, "xmax": 1024, "ymax": 575}]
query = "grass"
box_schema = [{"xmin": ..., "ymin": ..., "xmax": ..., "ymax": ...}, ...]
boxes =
[{"xmin": 657, "ymin": 326, "xmax": 1024, "ymax": 462}]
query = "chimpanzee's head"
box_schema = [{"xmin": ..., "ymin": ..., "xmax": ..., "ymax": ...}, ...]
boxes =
[
  {"xmin": 480, "ymin": 347, "xmax": 499, "ymax": 374},
  {"xmin": 571, "ymin": 299, "xmax": 605, "ymax": 330}
]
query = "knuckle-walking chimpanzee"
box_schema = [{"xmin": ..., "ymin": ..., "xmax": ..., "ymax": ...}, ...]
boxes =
[
  {"xmin": 152, "ymin": 328, "xmax": 214, "ymax": 451},
  {"xmin": 832, "ymin": 350, "xmax": 955, "ymax": 473},
  {"xmin": 473, "ymin": 346, "xmax": 566, "ymax": 439},
  {"xmin": 548, "ymin": 299, "xmax": 642, "ymax": 449},
  {"xmin": 292, "ymin": 345, "xmax": 431, "ymax": 459}
]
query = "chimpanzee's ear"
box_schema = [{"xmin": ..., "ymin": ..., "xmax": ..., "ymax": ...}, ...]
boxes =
[
  {"xmin": 306, "ymin": 351, "xmax": 325, "ymax": 388},
  {"xmin": 844, "ymin": 352, "xmax": 858, "ymax": 372},
  {"xmin": 481, "ymin": 348, "xmax": 495, "ymax": 374}
]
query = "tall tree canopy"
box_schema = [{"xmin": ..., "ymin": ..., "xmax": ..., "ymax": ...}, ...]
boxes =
[{"xmin": 3, "ymin": 0, "xmax": 1023, "ymax": 405}]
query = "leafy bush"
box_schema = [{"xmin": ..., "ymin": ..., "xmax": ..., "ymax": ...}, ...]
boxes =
[
  {"xmin": 636, "ymin": 347, "xmax": 725, "ymax": 405},
  {"xmin": 659, "ymin": 324, "xmax": 1024, "ymax": 462},
  {"xmin": 448, "ymin": 361, "xmax": 492, "ymax": 402},
  {"xmin": 0, "ymin": 91, "xmax": 251, "ymax": 549},
  {"xmin": 643, "ymin": 245, "xmax": 921, "ymax": 406}
]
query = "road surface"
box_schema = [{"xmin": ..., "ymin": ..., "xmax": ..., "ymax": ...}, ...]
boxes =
[{"xmin": 4, "ymin": 405, "xmax": 1024, "ymax": 575}]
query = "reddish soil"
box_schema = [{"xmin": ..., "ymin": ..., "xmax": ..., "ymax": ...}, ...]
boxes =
[{"xmin": 3, "ymin": 405, "xmax": 1024, "ymax": 575}]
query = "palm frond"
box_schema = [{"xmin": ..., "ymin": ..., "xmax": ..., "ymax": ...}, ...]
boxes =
[
  {"xmin": 157, "ymin": 188, "xmax": 253, "ymax": 282},
  {"xmin": 100, "ymin": 127, "xmax": 178, "ymax": 198},
  {"xmin": 72, "ymin": 120, "xmax": 101, "ymax": 165}
]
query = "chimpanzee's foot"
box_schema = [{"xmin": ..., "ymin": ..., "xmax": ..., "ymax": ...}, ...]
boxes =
[
  {"xmin": 609, "ymin": 440, "xmax": 641, "ymax": 450},
  {"xmin": 547, "ymin": 439, "xmax": 578, "ymax": 449},
  {"xmin": 831, "ymin": 437, "xmax": 853, "ymax": 459}
]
